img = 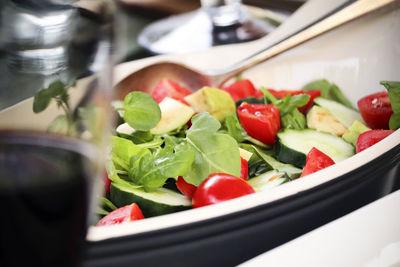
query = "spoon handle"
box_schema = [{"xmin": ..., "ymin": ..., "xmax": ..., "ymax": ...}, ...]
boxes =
[{"xmin": 214, "ymin": 0, "xmax": 400, "ymax": 87}]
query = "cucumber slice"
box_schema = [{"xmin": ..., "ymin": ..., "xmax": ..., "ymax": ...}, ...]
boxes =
[
  {"xmin": 276, "ymin": 129, "xmax": 354, "ymax": 167},
  {"xmin": 313, "ymin": 97, "xmax": 363, "ymax": 128},
  {"xmin": 248, "ymin": 170, "xmax": 289, "ymax": 192},
  {"xmin": 111, "ymin": 182, "xmax": 192, "ymax": 218}
]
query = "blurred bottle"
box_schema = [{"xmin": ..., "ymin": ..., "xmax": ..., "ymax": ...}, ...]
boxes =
[
  {"xmin": 0, "ymin": 0, "xmax": 114, "ymax": 109},
  {"xmin": 0, "ymin": 0, "xmax": 75, "ymax": 74}
]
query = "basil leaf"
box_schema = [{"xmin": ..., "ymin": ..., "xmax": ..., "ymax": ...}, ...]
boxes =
[
  {"xmin": 111, "ymin": 136, "xmax": 149, "ymax": 171},
  {"xmin": 329, "ymin": 83, "xmax": 355, "ymax": 110},
  {"xmin": 381, "ymin": 81, "xmax": 400, "ymax": 130},
  {"xmin": 47, "ymin": 80, "xmax": 66, "ymax": 97},
  {"xmin": 123, "ymin": 92, "xmax": 161, "ymax": 131},
  {"xmin": 224, "ymin": 112, "xmax": 246, "ymax": 143},
  {"xmin": 303, "ymin": 79, "xmax": 354, "ymax": 109},
  {"xmin": 185, "ymin": 113, "xmax": 241, "ymax": 186},
  {"xmin": 389, "ymin": 113, "xmax": 400, "ymax": 130},
  {"xmin": 381, "ymin": 81, "xmax": 400, "ymax": 113},
  {"xmin": 128, "ymin": 142, "xmax": 195, "ymax": 192},
  {"xmin": 303, "ymin": 79, "xmax": 331, "ymax": 98},
  {"xmin": 281, "ymin": 108, "xmax": 307, "ymax": 130},
  {"xmin": 278, "ymin": 94, "xmax": 310, "ymax": 116},
  {"xmin": 261, "ymin": 87, "xmax": 308, "ymax": 130},
  {"xmin": 33, "ymin": 89, "xmax": 52, "ymax": 113}
]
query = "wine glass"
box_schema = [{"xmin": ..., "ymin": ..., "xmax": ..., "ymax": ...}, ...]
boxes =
[
  {"xmin": 137, "ymin": 0, "xmax": 278, "ymax": 54},
  {"xmin": 0, "ymin": 0, "xmax": 114, "ymax": 266}
]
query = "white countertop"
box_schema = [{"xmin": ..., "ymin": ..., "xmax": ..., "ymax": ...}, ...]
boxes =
[{"xmin": 240, "ymin": 189, "xmax": 400, "ymax": 267}]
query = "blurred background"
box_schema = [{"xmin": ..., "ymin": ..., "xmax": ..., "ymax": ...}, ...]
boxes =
[{"xmin": 112, "ymin": 0, "xmax": 306, "ymax": 61}]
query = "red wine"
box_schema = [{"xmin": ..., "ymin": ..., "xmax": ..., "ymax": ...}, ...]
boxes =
[{"xmin": 0, "ymin": 131, "xmax": 94, "ymax": 267}]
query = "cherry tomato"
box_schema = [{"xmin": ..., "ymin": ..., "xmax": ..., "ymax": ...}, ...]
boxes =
[
  {"xmin": 192, "ymin": 173, "xmax": 255, "ymax": 208},
  {"xmin": 237, "ymin": 102, "xmax": 281, "ymax": 145},
  {"xmin": 268, "ymin": 89, "xmax": 321, "ymax": 113},
  {"xmin": 176, "ymin": 176, "xmax": 197, "ymax": 199},
  {"xmin": 300, "ymin": 147, "xmax": 335, "ymax": 177},
  {"xmin": 151, "ymin": 79, "xmax": 192, "ymax": 104},
  {"xmin": 222, "ymin": 79, "xmax": 263, "ymax": 101},
  {"xmin": 96, "ymin": 203, "xmax": 144, "ymax": 226},
  {"xmin": 357, "ymin": 91, "xmax": 393, "ymax": 129},
  {"xmin": 356, "ymin": 129, "xmax": 395, "ymax": 153},
  {"xmin": 240, "ymin": 157, "xmax": 248, "ymax": 180}
]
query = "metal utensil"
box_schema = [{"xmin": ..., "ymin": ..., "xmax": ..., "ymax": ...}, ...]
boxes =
[{"xmin": 115, "ymin": 0, "xmax": 399, "ymax": 98}]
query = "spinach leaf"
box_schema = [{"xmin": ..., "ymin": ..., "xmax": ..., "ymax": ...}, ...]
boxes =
[
  {"xmin": 380, "ymin": 80, "xmax": 400, "ymax": 130},
  {"xmin": 184, "ymin": 113, "xmax": 241, "ymax": 186},
  {"xmin": 123, "ymin": 92, "xmax": 161, "ymax": 131},
  {"xmin": 303, "ymin": 79, "xmax": 354, "ymax": 109}
]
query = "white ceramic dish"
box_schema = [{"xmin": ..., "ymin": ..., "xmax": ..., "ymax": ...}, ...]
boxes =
[{"xmin": 87, "ymin": 0, "xmax": 400, "ymax": 241}]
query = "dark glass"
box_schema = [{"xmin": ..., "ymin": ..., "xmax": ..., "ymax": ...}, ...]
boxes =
[{"xmin": 0, "ymin": 131, "xmax": 94, "ymax": 267}]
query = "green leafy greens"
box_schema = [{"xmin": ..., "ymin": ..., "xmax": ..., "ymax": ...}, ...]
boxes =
[
  {"xmin": 302, "ymin": 79, "xmax": 354, "ymax": 109},
  {"xmin": 121, "ymin": 92, "xmax": 161, "ymax": 131},
  {"xmin": 380, "ymin": 80, "xmax": 400, "ymax": 130},
  {"xmin": 260, "ymin": 87, "xmax": 309, "ymax": 130},
  {"xmin": 184, "ymin": 113, "xmax": 241, "ymax": 186}
]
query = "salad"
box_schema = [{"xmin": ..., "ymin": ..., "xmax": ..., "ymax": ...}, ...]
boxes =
[{"xmin": 96, "ymin": 78, "xmax": 399, "ymax": 226}]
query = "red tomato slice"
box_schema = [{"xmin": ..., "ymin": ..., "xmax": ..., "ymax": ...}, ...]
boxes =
[
  {"xmin": 192, "ymin": 173, "xmax": 255, "ymax": 208},
  {"xmin": 222, "ymin": 79, "xmax": 263, "ymax": 101},
  {"xmin": 96, "ymin": 203, "xmax": 144, "ymax": 226},
  {"xmin": 237, "ymin": 102, "xmax": 281, "ymax": 145},
  {"xmin": 151, "ymin": 79, "xmax": 192, "ymax": 104},
  {"xmin": 240, "ymin": 157, "xmax": 248, "ymax": 180},
  {"xmin": 300, "ymin": 147, "xmax": 335, "ymax": 177},
  {"xmin": 357, "ymin": 91, "xmax": 393, "ymax": 129},
  {"xmin": 267, "ymin": 89, "xmax": 321, "ymax": 113},
  {"xmin": 356, "ymin": 129, "xmax": 395, "ymax": 153},
  {"xmin": 176, "ymin": 176, "xmax": 197, "ymax": 199}
]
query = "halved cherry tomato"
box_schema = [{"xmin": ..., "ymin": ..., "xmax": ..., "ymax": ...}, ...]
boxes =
[
  {"xmin": 96, "ymin": 203, "xmax": 144, "ymax": 226},
  {"xmin": 356, "ymin": 129, "xmax": 395, "ymax": 153},
  {"xmin": 300, "ymin": 147, "xmax": 335, "ymax": 177},
  {"xmin": 240, "ymin": 157, "xmax": 248, "ymax": 180},
  {"xmin": 176, "ymin": 176, "xmax": 197, "ymax": 199},
  {"xmin": 268, "ymin": 89, "xmax": 321, "ymax": 113},
  {"xmin": 151, "ymin": 79, "xmax": 192, "ymax": 104},
  {"xmin": 222, "ymin": 79, "xmax": 263, "ymax": 101},
  {"xmin": 237, "ymin": 102, "xmax": 281, "ymax": 145},
  {"xmin": 192, "ymin": 173, "xmax": 255, "ymax": 208},
  {"xmin": 357, "ymin": 91, "xmax": 393, "ymax": 129}
]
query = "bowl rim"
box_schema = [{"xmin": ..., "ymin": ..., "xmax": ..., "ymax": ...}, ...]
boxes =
[{"xmin": 87, "ymin": 129, "xmax": 400, "ymax": 241}]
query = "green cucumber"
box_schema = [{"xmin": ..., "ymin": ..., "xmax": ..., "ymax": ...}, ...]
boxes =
[
  {"xmin": 276, "ymin": 129, "xmax": 354, "ymax": 167},
  {"xmin": 110, "ymin": 182, "xmax": 191, "ymax": 218},
  {"xmin": 248, "ymin": 170, "xmax": 289, "ymax": 192},
  {"xmin": 313, "ymin": 97, "xmax": 363, "ymax": 128}
]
